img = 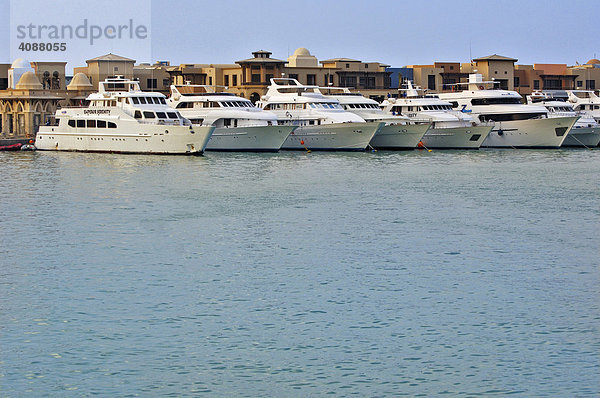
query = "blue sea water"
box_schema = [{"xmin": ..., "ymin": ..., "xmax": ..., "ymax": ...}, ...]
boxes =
[{"xmin": 0, "ymin": 149, "xmax": 598, "ymax": 397}]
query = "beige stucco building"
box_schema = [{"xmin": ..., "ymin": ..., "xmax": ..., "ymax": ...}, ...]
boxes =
[
  {"xmin": 74, "ymin": 53, "xmax": 135, "ymax": 89},
  {"xmin": 404, "ymin": 55, "xmax": 600, "ymax": 96},
  {"xmin": 0, "ymin": 59, "xmax": 94, "ymax": 139}
]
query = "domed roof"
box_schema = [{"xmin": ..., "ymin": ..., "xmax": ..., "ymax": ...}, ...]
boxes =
[
  {"xmin": 586, "ymin": 58, "xmax": 600, "ymax": 65},
  {"xmin": 294, "ymin": 47, "xmax": 311, "ymax": 56},
  {"xmin": 67, "ymin": 72, "xmax": 93, "ymax": 91},
  {"xmin": 15, "ymin": 71, "xmax": 43, "ymax": 89},
  {"xmin": 11, "ymin": 58, "xmax": 31, "ymax": 69}
]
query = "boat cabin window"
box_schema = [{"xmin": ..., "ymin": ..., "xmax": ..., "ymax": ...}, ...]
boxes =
[
  {"xmin": 132, "ymin": 97, "xmax": 140, "ymax": 104},
  {"xmin": 134, "ymin": 110, "xmax": 142, "ymax": 118},
  {"xmin": 108, "ymin": 121, "xmax": 117, "ymax": 128},
  {"xmin": 156, "ymin": 112, "xmax": 167, "ymax": 119},
  {"xmin": 471, "ymin": 97, "xmax": 522, "ymax": 106},
  {"xmin": 449, "ymin": 101, "xmax": 459, "ymax": 108},
  {"xmin": 167, "ymin": 112, "xmax": 178, "ymax": 119},
  {"xmin": 76, "ymin": 120, "xmax": 85, "ymax": 128},
  {"xmin": 97, "ymin": 120, "xmax": 107, "ymax": 128},
  {"xmin": 223, "ymin": 118, "xmax": 231, "ymax": 127},
  {"xmin": 143, "ymin": 111, "xmax": 156, "ymax": 119},
  {"xmin": 479, "ymin": 112, "xmax": 545, "ymax": 122},
  {"xmin": 87, "ymin": 120, "xmax": 96, "ymax": 128},
  {"xmin": 176, "ymin": 102, "xmax": 193, "ymax": 109},
  {"xmin": 189, "ymin": 118, "xmax": 203, "ymax": 125},
  {"xmin": 152, "ymin": 97, "xmax": 161, "ymax": 105},
  {"xmin": 308, "ymin": 102, "xmax": 341, "ymax": 110},
  {"xmin": 68, "ymin": 120, "xmax": 75, "ymax": 128},
  {"xmin": 139, "ymin": 97, "xmax": 147, "ymax": 104}
]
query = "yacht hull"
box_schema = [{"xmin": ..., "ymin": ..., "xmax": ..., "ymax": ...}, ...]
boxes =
[
  {"xmin": 562, "ymin": 126, "xmax": 600, "ymax": 147},
  {"xmin": 420, "ymin": 125, "xmax": 492, "ymax": 149},
  {"xmin": 281, "ymin": 121, "xmax": 383, "ymax": 151},
  {"xmin": 369, "ymin": 123, "xmax": 429, "ymax": 150},
  {"xmin": 206, "ymin": 125, "xmax": 295, "ymax": 152},
  {"xmin": 481, "ymin": 116, "xmax": 578, "ymax": 148},
  {"xmin": 35, "ymin": 125, "xmax": 214, "ymax": 155}
]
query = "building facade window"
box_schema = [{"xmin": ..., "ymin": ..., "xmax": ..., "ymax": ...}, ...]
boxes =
[
  {"xmin": 224, "ymin": 75, "xmax": 229, "ymax": 86},
  {"xmin": 577, "ymin": 80, "xmax": 583, "ymax": 88},
  {"xmin": 288, "ymin": 74, "xmax": 298, "ymax": 81},
  {"xmin": 427, "ymin": 75, "xmax": 436, "ymax": 90},
  {"xmin": 340, "ymin": 75, "xmax": 357, "ymax": 88},
  {"xmin": 251, "ymin": 74, "xmax": 260, "ymax": 83},
  {"xmin": 514, "ymin": 76, "xmax": 520, "ymax": 87},
  {"xmin": 306, "ymin": 74, "xmax": 316, "ymax": 85},
  {"xmin": 147, "ymin": 78, "xmax": 157, "ymax": 89},
  {"xmin": 543, "ymin": 79, "xmax": 561, "ymax": 89},
  {"xmin": 533, "ymin": 80, "xmax": 540, "ymax": 90},
  {"xmin": 586, "ymin": 80, "xmax": 596, "ymax": 90},
  {"xmin": 265, "ymin": 74, "xmax": 274, "ymax": 82},
  {"xmin": 232, "ymin": 75, "xmax": 238, "ymax": 86}
]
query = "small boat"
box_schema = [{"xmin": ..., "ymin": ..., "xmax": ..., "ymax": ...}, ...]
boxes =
[{"xmin": 0, "ymin": 143, "xmax": 24, "ymax": 151}]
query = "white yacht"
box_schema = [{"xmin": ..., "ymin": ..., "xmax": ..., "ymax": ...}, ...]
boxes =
[
  {"xmin": 168, "ymin": 85, "xmax": 295, "ymax": 152},
  {"xmin": 317, "ymin": 87, "xmax": 430, "ymax": 150},
  {"xmin": 527, "ymin": 92, "xmax": 600, "ymax": 147},
  {"xmin": 380, "ymin": 81, "xmax": 492, "ymax": 149},
  {"xmin": 439, "ymin": 74, "xmax": 578, "ymax": 148},
  {"xmin": 257, "ymin": 78, "xmax": 383, "ymax": 151},
  {"xmin": 36, "ymin": 77, "xmax": 214, "ymax": 155},
  {"xmin": 566, "ymin": 90, "xmax": 600, "ymax": 123}
]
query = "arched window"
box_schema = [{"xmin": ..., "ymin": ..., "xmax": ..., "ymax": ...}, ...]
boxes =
[
  {"xmin": 43, "ymin": 71, "xmax": 51, "ymax": 89},
  {"xmin": 52, "ymin": 71, "xmax": 60, "ymax": 89}
]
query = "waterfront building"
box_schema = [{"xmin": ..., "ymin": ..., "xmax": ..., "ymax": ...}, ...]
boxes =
[
  {"xmin": 166, "ymin": 63, "xmax": 242, "ymax": 95},
  {"xmin": 399, "ymin": 56, "xmax": 600, "ymax": 96},
  {"xmin": 0, "ymin": 58, "xmax": 95, "ymax": 139},
  {"xmin": 235, "ymin": 50, "xmax": 286, "ymax": 103},
  {"xmin": 74, "ymin": 53, "xmax": 135, "ymax": 89},
  {"xmin": 134, "ymin": 61, "xmax": 172, "ymax": 94},
  {"xmin": 0, "ymin": 64, "xmax": 8, "ymax": 90}
]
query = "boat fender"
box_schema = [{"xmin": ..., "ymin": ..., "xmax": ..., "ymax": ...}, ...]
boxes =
[
  {"xmin": 498, "ymin": 130, "xmax": 504, "ymax": 136},
  {"xmin": 478, "ymin": 85, "xmax": 484, "ymax": 90}
]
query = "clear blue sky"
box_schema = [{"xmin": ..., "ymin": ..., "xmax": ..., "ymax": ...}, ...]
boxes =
[{"xmin": 1, "ymin": 0, "xmax": 599, "ymax": 70}]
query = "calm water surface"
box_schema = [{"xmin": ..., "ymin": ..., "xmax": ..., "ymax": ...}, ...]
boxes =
[{"xmin": 1, "ymin": 149, "xmax": 598, "ymax": 397}]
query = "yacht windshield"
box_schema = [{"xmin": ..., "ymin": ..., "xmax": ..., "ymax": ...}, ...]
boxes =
[{"xmin": 308, "ymin": 102, "xmax": 343, "ymax": 110}]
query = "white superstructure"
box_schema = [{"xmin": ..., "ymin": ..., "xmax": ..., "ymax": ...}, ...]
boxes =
[
  {"xmin": 36, "ymin": 77, "xmax": 214, "ymax": 154},
  {"xmin": 527, "ymin": 92, "xmax": 600, "ymax": 147},
  {"xmin": 257, "ymin": 78, "xmax": 382, "ymax": 150},
  {"xmin": 168, "ymin": 85, "xmax": 295, "ymax": 152},
  {"xmin": 439, "ymin": 74, "xmax": 578, "ymax": 148},
  {"xmin": 380, "ymin": 81, "xmax": 491, "ymax": 149},
  {"xmin": 566, "ymin": 90, "xmax": 600, "ymax": 123},
  {"xmin": 317, "ymin": 87, "xmax": 429, "ymax": 149}
]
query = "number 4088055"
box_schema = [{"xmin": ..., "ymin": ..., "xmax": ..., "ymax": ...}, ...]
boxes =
[{"xmin": 18, "ymin": 42, "xmax": 67, "ymax": 51}]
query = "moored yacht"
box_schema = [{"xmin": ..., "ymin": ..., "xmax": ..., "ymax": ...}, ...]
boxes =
[
  {"xmin": 36, "ymin": 77, "xmax": 214, "ymax": 154},
  {"xmin": 439, "ymin": 74, "xmax": 578, "ymax": 148},
  {"xmin": 566, "ymin": 90, "xmax": 600, "ymax": 123},
  {"xmin": 168, "ymin": 84, "xmax": 295, "ymax": 152},
  {"xmin": 257, "ymin": 78, "xmax": 383, "ymax": 150},
  {"xmin": 527, "ymin": 92, "xmax": 600, "ymax": 147},
  {"xmin": 380, "ymin": 81, "xmax": 491, "ymax": 149},
  {"xmin": 317, "ymin": 87, "xmax": 430, "ymax": 150}
]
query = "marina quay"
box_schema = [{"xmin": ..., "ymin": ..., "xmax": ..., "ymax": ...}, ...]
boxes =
[{"xmin": 1, "ymin": 50, "xmax": 599, "ymax": 151}]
